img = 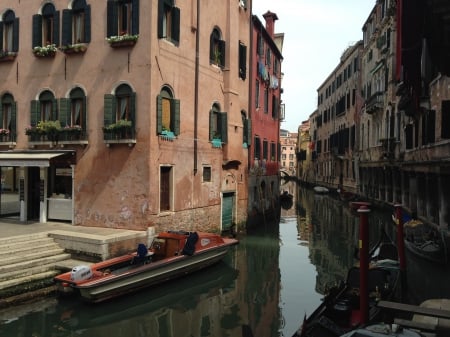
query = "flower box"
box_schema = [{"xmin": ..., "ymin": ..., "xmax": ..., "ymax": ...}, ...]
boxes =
[
  {"xmin": 212, "ymin": 138, "xmax": 222, "ymax": 148},
  {"xmin": 33, "ymin": 44, "xmax": 58, "ymax": 57},
  {"xmin": 0, "ymin": 51, "xmax": 17, "ymax": 62},
  {"xmin": 160, "ymin": 130, "xmax": 175, "ymax": 141},
  {"xmin": 106, "ymin": 34, "xmax": 139, "ymax": 48},
  {"xmin": 60, "ymin": 43, "xmax": 87, "ymax": 54}
]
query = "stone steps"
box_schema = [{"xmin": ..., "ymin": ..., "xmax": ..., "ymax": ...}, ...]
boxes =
[{"xmin": 0, "ymin": 233, "xmax": 73, "ymax": 295}]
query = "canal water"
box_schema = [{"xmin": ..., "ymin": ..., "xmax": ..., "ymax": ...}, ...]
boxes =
[{"xmin": 1, "ymin": 183, "xmax": 449, "ymax": 337}]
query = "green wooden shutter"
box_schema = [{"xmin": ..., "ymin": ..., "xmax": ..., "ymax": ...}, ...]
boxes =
[
  {"xmin": 0, "ymin": 101, "xmax": 3, "ymax": 128},
  {"xmin": 246, "ymin": 118, "xmax": 252, "ymax": 146},
  {"xmin": 10, "ymin": 102, "xmax": 17, "ymax": 135},
  {"xmin": 52, "ymin": 99, "xmax": 58, "ymax": 120},
  {"xmin": 107, "ymin": 0, "xmax": 118, "ymax": 37},
  {"xmin": 59, "ymin": 98, "xmax": 70, "ymax": 127},
  {"xmin": 32, "ymin": 15, "xmax": 42, "ymax": 48},
  {"xmin": 172, "ymin": 7, "xmax": 180, "ymax": 45},
  {"xmin": 157, "ymin": 0, "xmax": 164, "ymax": 38},
  {"xmin": 239, "ymin": 42, "xmax": 247, "ymax": 80},
  {"xmin": 104, "ymin": 94, "xmax": 115, "ymax": 126},
  {"xmin": 30, "ymin": 100, "xmax": 40, "ymax": 125},
  {"xmin": 54, "ymin": 11, "xmax": 60, "ymax": 46},
  {"xmin": 209, "ymin": 110, "xmax": 214, "ymax": 140},
  {"xmin": 131, "ymin": 0, "xmax": 140, "ymax": 35},
  {"xmin": 130, "ymin": 92, "xmax": 136, "ymax": 127},
  {"xmin": 222, "ymin": 193, "xmax": 234, "ymax": 230},
  {"xmin": 84, "ymin": 5, "xmax": 91, "ymax": 43},
  {"xmin": 61, "ymin": 9, "xmax": 72, "ymax": 46},
  {"xmin": 82, "ymin": 96, "xmax": 87, "ymax": 130},
  {"xmin": 156, "ymin": 95, "xmax": 163, "ymax": 134},
  {"xmin": 218, "ymin": 40, "xmax": 225, "ymax": 67},
  {"xmin": 12, "ymin": 19, "xmax": 19, "ymax": 52},
  {"xmin": 172, "ymin": 98, "xmax": 180, "ymax": 135},
  {"xmin": 219, "ymin": 112, "xmax": 228, "ymax": 144},
  {"xmin": 0, "ymin": 23, "xmax": 3, "ymax": 50}
]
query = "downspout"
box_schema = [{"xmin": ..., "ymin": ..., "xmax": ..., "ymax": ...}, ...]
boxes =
[
  {"xmin": 194, "ymin": 0, "xmax": 200, "ymax": 175},
  {"xmin": 248, "ymin": 12, "xmax": 254, "ymax": 179}
]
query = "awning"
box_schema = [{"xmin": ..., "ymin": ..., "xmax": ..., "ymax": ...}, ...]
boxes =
[{"xmin": 0, "ymin": 151, "xmax": 75, "ymax": 167}]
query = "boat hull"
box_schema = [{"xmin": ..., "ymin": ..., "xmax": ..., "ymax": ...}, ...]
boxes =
[{"xmin": 78, "ymin": 247, "xmax": 230, "ymax": 303}]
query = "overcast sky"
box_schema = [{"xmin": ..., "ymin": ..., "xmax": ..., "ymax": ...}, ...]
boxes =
[{"xmin": 252, "ymin": 0, "xmax": 376, "ymax": 132}]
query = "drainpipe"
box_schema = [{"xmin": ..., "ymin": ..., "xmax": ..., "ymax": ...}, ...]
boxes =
[{"xmin": 194, "ymin": 0, "xmax": 200, "ymax": 175}]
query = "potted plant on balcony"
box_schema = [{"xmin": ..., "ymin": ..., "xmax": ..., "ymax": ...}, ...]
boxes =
[
  {"xmin": 103, "ymin": 119, "xmax": 132, "ymax": 140},
  {"xmin": 37, "ymin": 120, "xmax": 62, "ymax": 141},
  {"xmin": 160, "ymin": 125, "xmax": 175, "ymax": 140},
  {"xmin": 62, "ymin": 125, "xmax": 82, "ymax": 140},
  {"xmin": 0, "ymin": 128, "xmax": 10, "ymax": 142},
  {"xmin": 32, "ymin": 44, "xmax": 58, "ymax": 57},
  {"xmin": 106, "ymin": 34, "xmax": 139, "ymax": 48},
  {"xmin": 212, "ymin": 132, "xmax": 222, "ymax": 148}
]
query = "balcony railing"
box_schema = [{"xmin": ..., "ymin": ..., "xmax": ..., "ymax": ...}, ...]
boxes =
[{"xmin": 366, "ymin": 91, "xmax": 384, "ymax": 114}]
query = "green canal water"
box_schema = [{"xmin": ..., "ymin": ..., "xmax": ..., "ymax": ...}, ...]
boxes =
[{"xmin": 0, "ymin": 185, "xmax": 448, "ymax": 337}]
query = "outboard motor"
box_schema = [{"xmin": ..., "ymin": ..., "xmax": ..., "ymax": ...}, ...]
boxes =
[{"xmin": 70, "ymin": 265, "xmax": 93, "ymax": 281}]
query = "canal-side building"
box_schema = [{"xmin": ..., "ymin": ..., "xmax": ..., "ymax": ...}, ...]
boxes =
[
  {"xmin": 311, "ymin": 41, "xmax": 363, "ymax": 193},
  {"xmin": 357, "ymin": 0, "xmax": 400, "ymax": 203},
  {"xmin": 296, "ymin": 120, "xmax": 313, "ymax": 183},
  {"xmin": 280, "ymin": 129, "xmax": 296, "ymax": 177},
  {"xmin": 247, "ymin": 11, "xmax": 284, "ymax": 228},
  {"xmin": 0, "ymin": 0, "xmax": 251, "ymax": 232}
]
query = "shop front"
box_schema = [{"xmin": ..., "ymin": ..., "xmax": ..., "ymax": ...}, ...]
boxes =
[{"xmin": 0, "ymin": 151, "xmax": 76, "ymax": 223}]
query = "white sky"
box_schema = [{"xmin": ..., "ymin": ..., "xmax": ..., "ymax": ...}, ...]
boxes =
[{"xmin": 252, "ymin": 0, "xmax": 376, "ymax": 132}]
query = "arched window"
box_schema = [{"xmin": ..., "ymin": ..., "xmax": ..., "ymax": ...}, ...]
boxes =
[
  {"xmin": 0, "ymin": 93, "xmax": 16, "ymax": 140},
  {"xmin": 61, "ymin": 0, "xmax": 91, "ymax": 46},
  {"xmin": 156, "ymin": 86, "xmax": 180, "ymax": 135},
  {"xmin": 209, "ymin": 103, "xmax": 227, "ymax": 144},
  {"xmin": 103, "ymin": 84, "xmax": 136, "ymax": 141},
  {"xmin": 209, "ymin": 28, "xmax": 225, "ymax": 67},
  {"xmin": 30, "ymin": 90, "xmax": 57, "ymax": 125},
  {"xmin": 32, "ymin": 3, "xmax": 59, "ymax": 48},
  {"xmin": 59, "ymin": 87, "xmax": 87, "ymax": 129},
  {"xmin": 157, "ymin": 0, "xmax": 180, "ymax": 45},
  {"xmin": 1, "ymin": 10, "xmax": 19, "ymax": 52}
]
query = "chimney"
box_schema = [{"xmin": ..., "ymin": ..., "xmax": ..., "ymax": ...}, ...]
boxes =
[{"xmin": 263, "ymin": 11, "xmax": 278, "ymax": 38}]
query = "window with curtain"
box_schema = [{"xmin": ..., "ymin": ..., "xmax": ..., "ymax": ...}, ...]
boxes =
[
  {"xmin": 157, "ymin": 0, "xmax": 180, "ymax": 45},
  {"xmin": 107, "ymin": 0, "xmax": 139, "ymax": 38},
  {"xmin": 32, "ymin": 4, "xmax": 59, "ymax": 47},
  {"xmin": 61, "ymin": 0, "xmax": 91, "ymax": 47},
  {"xmin": 1, "ymin": 10, "xmax": 19, "ymax": 53}
]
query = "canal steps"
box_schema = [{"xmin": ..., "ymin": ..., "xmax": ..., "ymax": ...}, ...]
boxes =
[{"xmin": 0, "ymin": 233, "xmax": 75, "ymax": 296}]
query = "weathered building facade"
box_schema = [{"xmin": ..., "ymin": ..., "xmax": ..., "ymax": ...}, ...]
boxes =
[
  {"xmin": 311, "ymin": 42, "xmax": 363, "ymax": 193},
  {"xmin": 0, "ymin": 0, "xmax": 251, "ymax": 232},
  {"xmin": 247, "ymin": 11, "xmax": 283, "ymax": 228}
]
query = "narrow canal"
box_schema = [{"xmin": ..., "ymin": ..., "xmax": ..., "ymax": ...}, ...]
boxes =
[{"xmin": 0, "ymin": 183, "xmax": 449, "ymax": 337}]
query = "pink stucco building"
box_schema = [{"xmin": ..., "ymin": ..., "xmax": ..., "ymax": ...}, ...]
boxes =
[{"xmin": 0, "ymin": 0, "xmax": 251, "ymax": 232}]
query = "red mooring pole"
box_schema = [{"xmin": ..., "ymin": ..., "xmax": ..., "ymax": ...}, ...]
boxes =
[
  {"xmin": 395, "ymin": 204, "xmax": 407, "ymax": 300},
  {"xmin": 358, "ymin": 205, "xmax": 370, "ymax": 325}
]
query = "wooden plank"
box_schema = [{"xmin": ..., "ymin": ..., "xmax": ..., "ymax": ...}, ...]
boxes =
[
  {"xmin": 394, "ymin": 318, "xmax": 437, "ymax": 332},
  {"xmin": 378, "ymin": 301, "xmax": 450, "ymax": 319}
]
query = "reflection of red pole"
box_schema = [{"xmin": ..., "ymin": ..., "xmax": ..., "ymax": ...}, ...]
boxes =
[
  {"xmin": 358, "ymin": 205, "xmax": 370, "ymax": 325},
  {"xmin": 395, "ymin": 204, "xmax": 406, "ymax": 271},
  {"xmin": 395, "ymin": 203, "xmax": 407, "ymax": 301}
]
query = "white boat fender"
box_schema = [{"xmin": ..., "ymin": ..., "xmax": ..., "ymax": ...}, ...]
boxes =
[{"xmin": 70, "ymin": 265, "xmax": 93, "ymax": 281}]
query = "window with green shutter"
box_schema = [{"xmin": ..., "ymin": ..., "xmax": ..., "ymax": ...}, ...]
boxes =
[
  {"xmin": 210, "ymin": 28, "xmax": 225, "ymax": 67},
  {"xmin": 0, "ymin": 93, "xmax": 16, "ymax": 141},
  {"xmin": 32, "ymin": 3, "xmax": 59, "ymax": 48},
  {"xmin": 157, "ymin": 87, "xmax": 180, "ymax": 136},
  {"xmin": 107, "ymin": 0, "xmax": 139, "ymax": 38},
  {"xmin": 157, "ymin": 0, "xmax": 180, "ymax": 45},
  {"xmin": 1, "ymin": 10, "xmax": 19, "ymax": 53},
  {"xmin": 61, "ymin": 0, "xmax": 91, "ymax": 47}
]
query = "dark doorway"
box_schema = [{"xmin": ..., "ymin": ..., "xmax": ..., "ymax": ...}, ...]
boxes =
[{"xmin": 27, "ymin": 167, "xmax": 41, "ymax": 221}]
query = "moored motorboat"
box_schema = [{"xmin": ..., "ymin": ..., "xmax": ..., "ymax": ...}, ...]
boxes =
[
  {"xmin": 339, "ymin": 323, "xmax": 424, "ymax": 337},
  {"xmin": 314, "ymin": 186, "xmax": 329, "ymax": 194},
  {"xmin": 54, "ymin": 230, "xmax": 238, "ymax": 303},
  {"xmin": 292, "ymin": 264, "xmax": 399, "ymax": 337}
]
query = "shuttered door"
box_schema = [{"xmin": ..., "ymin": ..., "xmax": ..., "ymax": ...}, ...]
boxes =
[{"xmin": 221, "ymin": 192, "xmax": 234, "ymax": 231}]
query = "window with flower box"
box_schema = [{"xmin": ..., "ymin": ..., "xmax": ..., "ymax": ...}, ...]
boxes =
[
  {"xmin": 59, "ymin": 87, "xmax": 87, "ymax": 141},
  {"xmin": 157, "ymin": 87, "xmax": 179, "ymax": 140},
  {"xmin": 29, "ymin": 90, "xmax": 58, "ymax": 141},
  {"xmin": 157, "ymin": 0, "xmax": 180, "ymax": 45},
  {"xmin": 0, "ymin": 93, "xmax": 16, "ymax": 142},
  {"xmin": 32, "ymin": 3, "xmax": 59, "ymax": 57},
  {"xmin": 61, "ymin": 0, "xmax": 91, "ymax": 53},
  {"xmin": 107, "ymin": 0, "xmax": 139, "ymax": 47},
  {"xmin": 0, "ymin": 10, "xmax": 19, "ymax": 60},
  {"xmin": 103, "ymin": 84, "xmax": 136, "ymax": 143}
]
